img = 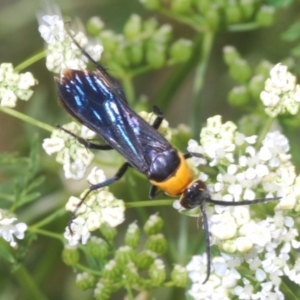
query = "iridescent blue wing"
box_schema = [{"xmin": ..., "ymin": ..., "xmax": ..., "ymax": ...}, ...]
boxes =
[{"xmin": 55, "ymin": 69, "xmax": 173, "ymax": 175}]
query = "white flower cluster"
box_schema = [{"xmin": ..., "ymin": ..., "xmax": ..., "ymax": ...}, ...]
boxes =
[
  {"xmin": 64, "ymin": 167, "xmax": 125, "ymax": 246},
  {"xmin": 0, "ymin": 63, "xmax": 36, "ymax": 107},
  {"xmin": 185, "ymin": 115, "xmax": 300, "ymax": 299},
  {"xmin": 42, "ymin": 122, "xmax": 95, "ymax": 180},
  {"xmin": 38, "ymin": 15, "xmax": 103, "ymax": 73},
  {"xmin": 260, "ymin": 63, "xmax": 300, "ymax": 117},
  {"xmin": 0, "ymin": 209, "xmax": 27, "ymax": 247}
]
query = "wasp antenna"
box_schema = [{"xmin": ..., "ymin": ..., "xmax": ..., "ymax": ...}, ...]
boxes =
[
  {"xmin": 206, "ymin": 196, "xmax": 281, "ymax": 206},
  {"xmin": 64, "ymin": 25, "xmax": 103, "ymax": 71},
  {"xmin": 199, "ymin": 203, "xmax": 211, "ymax": 284}
]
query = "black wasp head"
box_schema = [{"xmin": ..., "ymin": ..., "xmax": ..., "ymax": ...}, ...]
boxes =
[{"xmin": 180, "ymin": 180, "xmax": 211, "ymax": 209}]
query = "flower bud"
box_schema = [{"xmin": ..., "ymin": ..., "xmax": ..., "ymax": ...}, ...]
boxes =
[
  {"xmin": 143, "ymin": 18, "xmax": 158, "ymax": 35},
  {"xmin": 225, "ymin": 2, "xmax": 243, "ymax": 24},
  {"xmin": 228, "ymin": 86, "xmax": 249, "ymax": 107},
  {"xmin": 140, "ymin": 0, "xmax": 161, "ymax": 10},
  {"xmin": 62, "ymin": 245, "xmax": 79, "ymax": 266},
  {"xmin": 87, "ymin": 17, "xmax": 104, "ymax": 36},
  {"xmin": 126, "ymin": 41, "xmax": 143, "ymax": 65},
  {"xmin": 94, "ymin": 280, "xmax": 112, "ymax": 300},
  {"xmin": 100, "ymin": 223, "xmax": 117, "ymax": 241},
  {"xmin": 145, "ymin": 233, "xmax": 167, "ymax": 254},
  {"xmin": 144, "ymin": 213, "xmax": 164, "ymax": 235},
  {"xmin": 171, "ymin": 265, "xmax": 188, "ymax": 287},
  {"xmin": 196, "ymin": 0, "xmax": 211, "ymax": 14},
  {"xmin": 249, "ymin": 74, "xmax": 265, "ymax": 100},
  {"xmin": 136, "ymin": 250, "xmax": 157, "ymax": 269},
  {"xmin": 255, "ymin": 60, "xmax": 272, "ymax": 77},
  {"xmin": 255, "ymin": 6, "xmax": 275, "ymax": 27},
  {"xmin": 76, "ymin": 272, "xmax": 96, "ymax": 290},
  {"xmin": 114, "ymin": 44, "xmax": 130, "ymax": 67},
  {"xmin": 101, "ymin": 30, "xmax": 120, "ymax": 54},
  {"xmin": 124, "ymin": 14, "xmax": 142, "ymax": 40},
  {"xmin": 229, "ymin": 58, "xmax": 252, "ymax": 82},
  {"xmin": 240, "ymin": 0, "xmax": 255, "ymax": 19},
  {"xmin": 146, "ymin": 44, "xmax": 166, "ymax": 68},
  {"xmin": 123, "ymin": 262, "xmax": 140, "ymax": 284},
  {"xmin": 169, "ymin": 39, "xmax": 193, "ymax": 63},
  {"xmin": 125, "ymin": 222, "xmax": 141, "ymax": 248},
  {"xmin": 204, "ymin": 9, "xmax": 220, "ymax": 32},
  {"xmin": 171, "ymin": 0, "xmax": 191, "ymax": 13},
  {"xmin": 102, "ymin": 259, "xmax": 121, "ymax": 280},
  {"xmin": 223, "ymin": 46, "xmax": 240, "ymax": 65},
  {"xmin": 149, "ymin": 259, "xmax": 166, "ymax": 285},
  {"xmin": 85, "ymin": 237, "xmax": 109, "ymax": 259},
  {"xmin": 222, "ymin": 240, "xmax": 237, "ymax": 253},
  {"xmin": 115, "ymin": 246, "xmax": 136, "ymax": 265}
]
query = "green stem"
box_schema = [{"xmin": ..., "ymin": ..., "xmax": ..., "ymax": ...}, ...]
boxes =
[
  {"xmin": 121, "ymin": 75, "xmax": 135, "ymax": 105},
  {"xmin": 74, "ymin": 263, "xmax": 102, "ymax": 276},
  {"xmin": 280, "ymin": 281, "xmax": 299, "ymax": 300},
  {"xmin": 255, "ymin": 116, "xmax": 274, "ymax": 151},
  {"xmin": 125, "ymin": 199, "xmax": 174, "ymax": 208},
  {"xmin": 30, "ymin": 207, "xmax": 67, "ymax": 229},
  {"xmin": 29, "ymin": 228, "xmax": 63, "ymax": 241},
  {"xmin": 13, "ymin": 264, "xmax": 49, "ymax": 300},
  {"xmin": 228, "ymin": 22, "xmax": 261, "ymax": 32},
  {"xmin": 15, "ymin": 50, "xmax": 47, "ymax": 71},
  {"xmin": 158, "ymin": 8, "xmax": 204, "ymax": 32},
  {"xmin": 125, "ymin": 285, "xmax": 134, "ymax": 300},
  {"xmin": 191, "ymin": 31, "xmax": 214, "ymax": 134},
  {"xmin": 0, "ymin": 106, "xmax": 54, "ymax": 132}
]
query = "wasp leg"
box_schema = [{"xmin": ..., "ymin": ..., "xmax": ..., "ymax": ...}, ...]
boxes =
[
  {"xmin": 69, "ymin": 162, "xmax": 131, "ymax": 229},
  {"xmin": 183, "ymin": 152, "xmax": 204, "ymax": 159},
  {"xmin": 151, "ymin": 105, "xmax": 164, "ymax": 130},
  {"xmin": 56, "ymin": 124, "xmax": 113, "ymax": 150},
  {"xmin": 149, "ymin": 185, "xmax": 159, "ymax": 199}
]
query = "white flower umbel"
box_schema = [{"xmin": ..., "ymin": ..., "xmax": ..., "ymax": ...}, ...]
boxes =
[
  {"xmin": 184, "ymin": 116, "xmax": 300, "ymax": 298},
  {"xmin": 37, "ymin": 13, "xmax": 103, "ymax": 73},
  {"xmin": 64, "ymin": 167, "xmax": 125, "ymax": 246},
  {"xmin": 260, "ymin": 63, "xmax": 300, "ymax": 117},
  {"xmin": 0, "ymin": 63, "xmax": 36, "ymax": 107},
  {"xmin": 186, "ymin": 254, "xmax": 240, "ymax": 299},
  {"xmin": 42, "ymin": 122, "xmax": 95, "ymax": 180},
  {"xmin": 0, "ymin": 210, "xmax": 27, "ymax": 247}
]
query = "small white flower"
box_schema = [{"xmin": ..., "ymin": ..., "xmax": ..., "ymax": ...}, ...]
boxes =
[
  {"xmin": 42, "ymin": 137, "xmax": 65, "ymax": 155},
  {"xmin": 0, "ymin": 89, "xmax": 17, "ymax": 107},
  {"xmin": 64, "ymin": 216, "xmax": 90, "ymax": 246},
  {"xmin": 0, "ymin": 214, "xmax": 27, "ymax": 247},
  {"xmin": 38, "ymin": 15, "xmax": 65, "ymax": 45}
]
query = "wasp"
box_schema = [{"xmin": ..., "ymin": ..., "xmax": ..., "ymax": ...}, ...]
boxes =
[{"xmin": 55, "ymin": 30, "xmax": 280, "ymax": 283}]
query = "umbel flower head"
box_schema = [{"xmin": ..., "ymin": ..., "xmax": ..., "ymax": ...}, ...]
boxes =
[
  {"xmin": 43, "ymin": 122, "xmax": 96, "ymax": 180},
  {"xmin": 64, "ymin": 167, "xmax": 125, "ymax": 246},
  {"xmin": 183, "ymin": 115, "xmax": 300, "ymax": 299},
  {"xmin": 0, "ymin": 63, "xmax": 36, "ymax": 107},
  {"xmin": 37, "ymin": 13, "xmax": 103, "ymax": 73},
  {"xmin": 260, "ymin": 63, "xmax": 300, "ymax": 117}
]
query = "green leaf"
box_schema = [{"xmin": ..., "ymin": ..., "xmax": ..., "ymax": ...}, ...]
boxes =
[{"xmin": 0, "ymin": 241, "xmax": 16, "ymax": 263}]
